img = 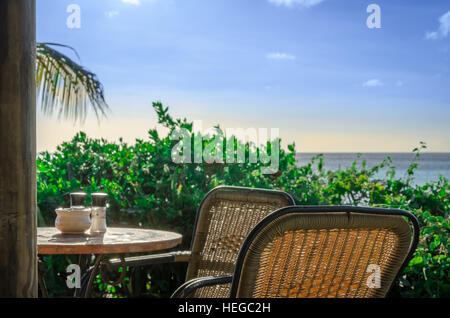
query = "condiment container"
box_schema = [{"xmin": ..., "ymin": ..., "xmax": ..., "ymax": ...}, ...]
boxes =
[
  {"xmin": 90, "ymin": 192, "xmax": 108, "ymax": 234},
  {"xmin": 55, "ymin": 192, "xmax": 91, "ymax": 234},
  {"xmin": 55, "ymin": 206, "xmax": 92, "ymax": 234}
]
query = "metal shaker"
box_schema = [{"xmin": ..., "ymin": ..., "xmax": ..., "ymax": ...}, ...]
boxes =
[{"xmin": 90, "ymin": 193, "xmax": 108, "ymax": 234}]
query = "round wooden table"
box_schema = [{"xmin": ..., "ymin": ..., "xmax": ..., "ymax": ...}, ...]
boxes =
[
  {"xmin": 38, "ymin": 227, "xmax": 182, "ymax": 255},
  {"xmin": 37, "ymin": 227, "xmax": 182, "ymax": 298}
]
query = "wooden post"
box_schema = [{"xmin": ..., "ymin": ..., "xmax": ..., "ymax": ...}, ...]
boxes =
[{"xmin": 0, "ymin": 0, "xmax": 37, "ymax": 297}]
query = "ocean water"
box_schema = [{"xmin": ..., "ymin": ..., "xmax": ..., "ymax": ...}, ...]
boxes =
[{"xmin": 295, "ymin": 153, "xmax": 450, "ymax": 186}]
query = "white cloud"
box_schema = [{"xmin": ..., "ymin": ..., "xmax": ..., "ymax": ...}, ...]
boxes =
[
  {"xmin": 122, "ymin": 0, "xmax": 141, "ymax": 5},
  {"xmin": 266, "ymin": 52, "xmax": 296, "ymax": 60},
  {"xmin": 426, "ymin": 31, "xmax": 439, "ymax": 40},
  {"xmin": 426, "ymin": 11, "xmax": 450, "ymax": 40},
  {"xmin": 268, "ymin": 0, "xmax": 324, "ymax": 8},
  {"xmin": 363, "ymin": 79, "xmax": 383, "ymax": 87},
  {"xmin": 105, "ymin": 11, "xmax": 119, "ymax": 18}
]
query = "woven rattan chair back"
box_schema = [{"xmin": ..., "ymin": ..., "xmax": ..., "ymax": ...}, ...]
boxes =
[
  {"xmin": 230, "ymin": 206, "xmax": 419, "ymax": 298},
  {"xmin": 185, "ymin": 186, "xmax": 295, "ymax": 297}
]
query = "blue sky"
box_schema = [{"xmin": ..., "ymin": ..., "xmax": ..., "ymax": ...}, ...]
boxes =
[{"xmin": 37, "ymin": 0, "xmax": 450, "ymax": 152}]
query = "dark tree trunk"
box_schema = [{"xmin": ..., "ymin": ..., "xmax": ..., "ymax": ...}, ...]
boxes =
[{"xmin": 0, "ymin": 0, "xmax": 37, "ymax": 297}]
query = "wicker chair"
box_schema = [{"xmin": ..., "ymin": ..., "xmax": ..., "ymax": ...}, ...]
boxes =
[
  {"xmin": 176, "ymin": 205, "xmax": 419, "ymax": 298},
  {"xmin": 110, "ymin": 186, "xmax": 294, "ymax": 298}
]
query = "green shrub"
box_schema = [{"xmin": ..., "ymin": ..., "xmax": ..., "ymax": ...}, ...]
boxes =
[{"xmin": 37, "ymin": 102, "xmax": 449, "ymax": 298}]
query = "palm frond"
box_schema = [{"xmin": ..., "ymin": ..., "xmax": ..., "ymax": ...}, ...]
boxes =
[{"xmin": 36, "ymin": 42, "xmax": 109, "ymax": 123}]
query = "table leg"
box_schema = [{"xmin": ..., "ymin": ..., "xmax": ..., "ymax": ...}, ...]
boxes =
[
  {"xmin": 74, "ymin": 254, "xmax": 90, "ymax": 298},
  {"xmin": 75, "ymin": 254, "xmax": 103, "ymax": 298},
  {"xmin": 39, "ymin": 254, "xmax": 124, "ymax": 298},
  {"xmin": 83, "ymin": 255, "xmax": 103, "ymax": 298},
  {"xmin": 38, "ymin": 256, "xmax": 48, "ymax": 298}
]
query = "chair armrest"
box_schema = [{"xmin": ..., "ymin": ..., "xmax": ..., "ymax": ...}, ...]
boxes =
[
  {"xmin": 108, "ymin": 251, "xmax": 191, "ymax": 269},
  {"xmin": 171, "ymin": 275, "xmax": 233, "ymax": 298}
]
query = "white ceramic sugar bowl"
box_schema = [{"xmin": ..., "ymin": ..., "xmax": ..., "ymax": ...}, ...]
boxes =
[
  {"xmin": 55, "ymin": 206, "xmax": 92, "ymax": 234},
  {"xmin": 55, "ymin": 192, "xmax": 91, "ymax": 234}
]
